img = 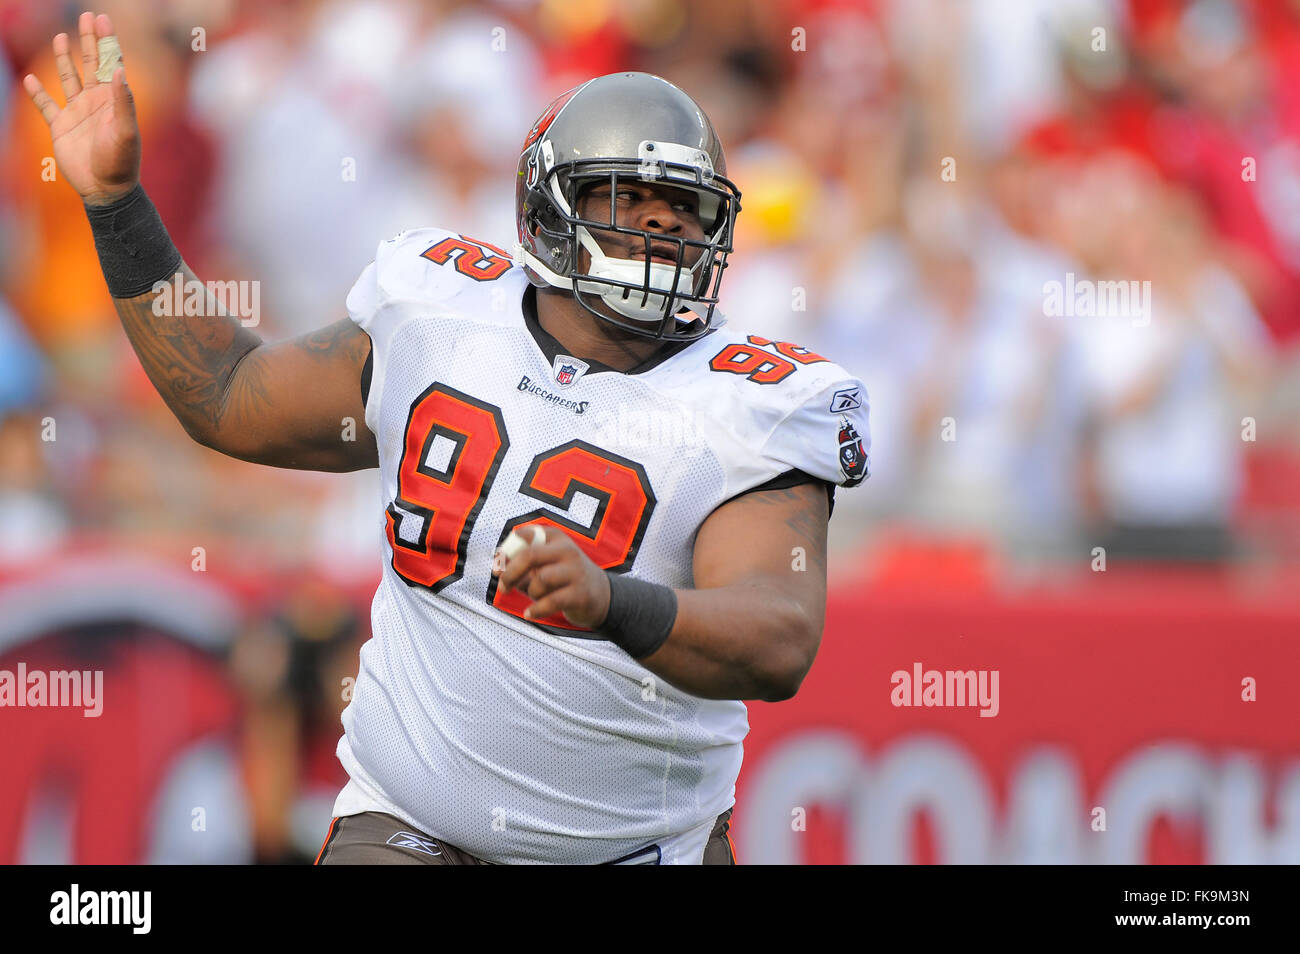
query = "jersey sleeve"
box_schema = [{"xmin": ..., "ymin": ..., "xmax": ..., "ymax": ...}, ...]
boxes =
[
  {"xmin": 345, "ymin": 227, "xmax": 476, "ymax": 434},
  {"xmin": 760, "ymin": 373, "xmax": 871, "ymax": 491},
  {"xmin": 345, "ymin": 256, "xmax": 384, "ymax": 434}
]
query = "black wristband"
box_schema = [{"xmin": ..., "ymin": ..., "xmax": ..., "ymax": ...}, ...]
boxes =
[
  {"xmin": 600, "ymin": 572, "xmax": 677, "ymax": 660},
  {"xmin": 84, "ymin": 184, "xmax": 183, "ymax": 299}
]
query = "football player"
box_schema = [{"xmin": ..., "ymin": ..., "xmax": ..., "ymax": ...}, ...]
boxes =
[{"xmin": 27, "ymin": 12, "xmax": 870, "ymax": 865}]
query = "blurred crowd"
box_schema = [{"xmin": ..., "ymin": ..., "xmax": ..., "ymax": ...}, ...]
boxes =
[
  {"xmin": 3, "ymin": 0, "xmax": 1300, "ymax": 577},
  {"xmin": 5, "ymin": 0, "xmax": 1300, "ymax": 866}
]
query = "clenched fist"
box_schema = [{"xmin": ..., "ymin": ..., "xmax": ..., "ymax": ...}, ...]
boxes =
[
  {"xmin": 22, "ymin": 12, "xmax": 141, "ymax": 207},
  {"xmin": 493, "ymin": 526, "xmax": 613, "ymax": 628}
]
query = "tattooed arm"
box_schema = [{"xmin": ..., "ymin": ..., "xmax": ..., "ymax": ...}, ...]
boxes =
[
  {"xmin": 648, "ymin": 481, "xmax": 830, "ymax": 702},
  {"xmin": 114, "ymin": 273, "xmax": 376, "ymax": 470},
  {"xmin": 24, "ymin": 13, "xmax": 375, "ymax": 471}
]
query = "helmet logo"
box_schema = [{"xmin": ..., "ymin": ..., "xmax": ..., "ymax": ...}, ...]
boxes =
[
  {"xmin": 522, "ymin": 87, "xmax": 582, "ymax": 152},
  {"xmin": 525, "ymin": 148, "xmax": 541, "ymax": 189}
]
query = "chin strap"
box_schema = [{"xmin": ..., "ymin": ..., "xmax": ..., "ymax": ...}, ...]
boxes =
[{"xmin": 571, "ymin": 226, "xmax": 705, "ymax": 324}]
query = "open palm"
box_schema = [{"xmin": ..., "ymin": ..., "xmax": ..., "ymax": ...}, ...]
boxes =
[{"xmin": 23, "ymin": 12, "xmax": 140, "ymax": 207}]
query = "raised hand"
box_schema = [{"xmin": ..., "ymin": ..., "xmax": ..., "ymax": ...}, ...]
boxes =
[{"xmin": 22, "ymin": 11, "xmax": 140, "ymax": 207}]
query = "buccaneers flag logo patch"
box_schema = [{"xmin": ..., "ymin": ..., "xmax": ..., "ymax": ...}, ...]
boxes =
[{"xmin": 837, "ymin": 417, "xmax": 867, "ymax": 487}]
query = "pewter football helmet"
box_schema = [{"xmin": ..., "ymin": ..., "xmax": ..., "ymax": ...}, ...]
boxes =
[{"xmin": 515, "ymin": 72, "xmax": 741, "ymax": 340}]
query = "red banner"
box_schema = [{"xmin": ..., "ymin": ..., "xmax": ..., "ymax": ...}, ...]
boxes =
[
  {"xmin": 733, "ymin": 570, "xmax": 1300, "ymax": 864},
  {"xmin": 4, "ymin": 552, "xmax": 1298, "ymax": 864}
]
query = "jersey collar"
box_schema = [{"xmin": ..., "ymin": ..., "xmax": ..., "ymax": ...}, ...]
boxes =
[{"xmin": 521, "ymin": 285, "xmax": 709, "ymax": 376}]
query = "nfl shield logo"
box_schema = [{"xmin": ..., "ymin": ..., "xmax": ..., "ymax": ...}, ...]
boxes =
[{"xmin": 552, "ymin": 355, "xmax": 589, "ymax": 388}]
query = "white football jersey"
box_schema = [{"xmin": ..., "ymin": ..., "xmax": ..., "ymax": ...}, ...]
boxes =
[{"xmin": 332, "ymin": 227, "xmax": 871, "ymax": 863}]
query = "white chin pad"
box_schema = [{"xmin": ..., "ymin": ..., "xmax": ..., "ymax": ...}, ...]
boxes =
[{"xmin": 574, "ymin": 226, "xmax": 702, "ymax": 324}]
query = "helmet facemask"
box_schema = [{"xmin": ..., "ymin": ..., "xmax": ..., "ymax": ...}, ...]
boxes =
[{"xmin": 519, "ymin": 141, "xmax": 741, "ymax": 341}]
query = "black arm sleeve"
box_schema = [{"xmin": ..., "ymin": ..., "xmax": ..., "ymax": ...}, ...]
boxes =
[
  {"xmin": 734, "ymin": 468, "xmax": 836, "ymax": 520},
  {"xmin": 361, "ymin": 348, "xmax": 373, "ymax": 407}
]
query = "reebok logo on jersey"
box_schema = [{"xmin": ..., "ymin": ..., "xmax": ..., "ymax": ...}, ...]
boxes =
[
  {"xmin": 552, "ymin": 354, "xmax": 589, "ymax": 388},
  {"xmin": 837, "ymin": 417, "xmax": 868, "ymax": 487},
  {"xmin": 386, "ymin": 831, "xmax": 442, "ymax": 856},
  {"xmin": 518, "ymin": 376, "xmax": 590, "ymax": 414},
  {"xmin": 829, "ymin": 387, "xmax": 861, "ymax": 412}
]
